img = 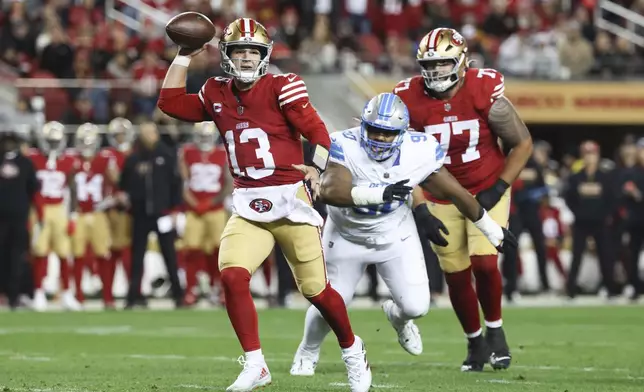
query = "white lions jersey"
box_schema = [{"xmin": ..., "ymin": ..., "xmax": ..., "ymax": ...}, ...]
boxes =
[{"xmin": 327, "ymin": 127, "xmax": 446, "ymax": 245}]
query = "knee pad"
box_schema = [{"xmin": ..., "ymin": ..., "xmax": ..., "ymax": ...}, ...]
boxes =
[
  {"xmin": 220, "ymin": 267, "xmax": 251, "ymax": 294},
  {"xmin": 300, "ymin": 277, "xmax": 326, "ymax": 298},
  {"xmin": 400, "ymin": 295, "xmax": 430, "ymax": 319},
  {"xmin": 470, "ymin": 255, "xmax": 499, "ymax": 273}
]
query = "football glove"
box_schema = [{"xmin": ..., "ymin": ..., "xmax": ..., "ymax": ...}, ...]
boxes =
[
  {"xmin": 382, "ymin": 179, "xmax": 413, "ymax": 202},
  {"xmin": 413, "ymin": 203, "xmax": 449, "ymax": 247},
  {"xmin": 475, "ymin": 179, "xmax": 510, "ymax": 210},
  {"xmin": 497, "ymin": 227, "xmax": 518, "ymax": 253}
]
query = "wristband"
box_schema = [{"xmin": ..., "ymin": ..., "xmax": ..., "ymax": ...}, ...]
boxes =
[
  {"xmin": 311, "ymin": 144, "xmax": 329, "ymax": 172},
  {"xmin": 473, "ymin": 210, "xmax": 503, "ymax": 247},
  {"xmin": 173, "ymin": 55, "xmax": 191, "ymax": 67},
  {"xmin": 351, "ymin": 186, "xmax": 384, "ymax": 206}
]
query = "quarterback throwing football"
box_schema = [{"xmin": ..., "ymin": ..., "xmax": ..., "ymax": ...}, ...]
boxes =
[
  {"xmin": 158, "ymin": 17, "xmax": 371, "ymax": 392},
  {"xmin": 291, "ymin": 93, "xmax": 517, "ymax": 376},
  {"xmin": 394, "ymin": 28, "xmax": 533, "ymax": 371}
]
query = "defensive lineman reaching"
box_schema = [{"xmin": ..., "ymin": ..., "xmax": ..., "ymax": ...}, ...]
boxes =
[
  {"xmin": 158, "ymin": 18, "xmax": 371, "ymax": 392},
  {"xmin": 290, "ymin": 93, "xmax": 517, "ymax": 376},
  {"xmin": 394, "ymin": 28, "xmax": 533, "ymax": 371}
]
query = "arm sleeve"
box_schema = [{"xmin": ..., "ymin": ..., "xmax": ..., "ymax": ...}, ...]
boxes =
[
  {"xmin": 157, "ymin": 79, "xmax": 212, "ymax": 122},
  {"xmin": 277, "ymin": 74, "xmax": 331, "ymax": 149}
]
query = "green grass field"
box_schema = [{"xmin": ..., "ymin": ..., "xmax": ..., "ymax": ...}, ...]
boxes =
[{"xmin": 1, "ymin": 305, "xmax": 643, "ymax": 391}]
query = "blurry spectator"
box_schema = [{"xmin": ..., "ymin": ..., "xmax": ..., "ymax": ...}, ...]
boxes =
[
  {"xmin": 559, "ymin": 21, "xmax": 593, "ymax": 79},
  {"xmin": 68, "ymin": 0, "xmax": 103, "ymax": 28},
  {"xmin": 462, "ymin": 24, "xmax": 492, "ymax": 68},
  {"xmin": 0, "ymin": 0, "xmax": 37, "ymax": 66},
  {"xmin": 497, "ymin": 28, "xmax": 536, "ymax": 77},
  {"xmin": 131, "ymin": 49, "xmax": 168, "ymax": 118},
  {"xmin": 346, "ymin": 0, "xmax": 370, "ymax": 34},
  {"xmin": 564, "ymin": 141, "xmax": 617, "ymax": 298},
  {"xmin": 591, "ymin": 31, "xmax": 618, "ymax": 79},
  {"xmin": 39, "ymin": 25, "xmax": 74, "ymax": 79},
  {"xmin": 615, "ymin": 141, "xmax": 644, "ymax": 300},
  {"xmin": 614, "ymin": 37, "xmax": 642, "ymax": 76},
  {"xmin": 531, "ymin": 32, "xmax": 562, "ymax": 79},
  {"xmin": 106, "ymin": 51, "xmax": 131, "ymax": 79},
  {"xmin": 482, "ymin": 0, "xmax": 516, "ymax": 38},
  {"xmin": 298, "ymin": 14, "xmax": 337, "ymax": 73},
  {"xmin": 380, "ymin": 32, "xmax": 414, "ymax": 75},
  {"xmin": 275, "ymin": 7, "xmax": 304, "ymax": 52},
  {"xmin": 63, "ymin": 90, "xmax": 98, "ymax": 124},
  {"xmin": 572, "ymin": 6, "xmax": 595, "ymax": 43},
  {"xmin": 185, "ymin": 50, "xmax": 212, "ymax": 94}
]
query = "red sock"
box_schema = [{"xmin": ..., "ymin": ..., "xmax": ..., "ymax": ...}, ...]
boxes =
[
  {"xmin": 308, "ymin": 283, "xmax": 355, "ymax": 349},
  {"xmin": 471, "ymin": 255, "xmax": 503, "ymax": 323},
  {"xmin": 72, "ymin": 256, "xmax": 85, "ymax": 302},
  {"xmin": 33, "ymin": 256, "xmax": 48, "ymax": 289},
  {"xmin": 220, "ymin": 267, "xmax": 260, "ymax": 352},
  {"xmin": 208, "ymin": 251, "xmax": 220, "ymax": 287},
  {"xmin": 548, "ymin": 246, "xmax": 567, "ymax": 278},
  {"xmin": 262, "ymin": 258, "xmax": 272, "ymax": 288},
  {"xmin": 99, "ymin": 257, "xmax": 115, "ymax": 303},
  {"xmin": 185, "ymin": 250, "xmax": 201, "ymax": 295},
  {"xmin": 445, "ymin": 266, "xmax": 481, "ymax": 335},
  {"xmin": 60, "ymin": 257, "xmax": 70, "ymax": 291}
]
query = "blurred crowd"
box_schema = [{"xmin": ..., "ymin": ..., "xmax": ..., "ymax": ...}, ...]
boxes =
[
  {"xmin": 1, "ymin": 0, "xmax": 644, "ymax": 123},
  {"xmin": 505, "ymin": 135, "xmax": 644, "ymax": 301}
]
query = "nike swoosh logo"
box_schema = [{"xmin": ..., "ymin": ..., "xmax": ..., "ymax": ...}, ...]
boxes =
[
  {"xmin": 401, "ymin": 235, "xmax": 411, "ymax": 241},
  {"xmin": 302, "ymin": 102, "xmax": 310, "ymax": 108},
  {"xmin": 288, "ymin": 75, "xmax": 296, "ymax": 82}
]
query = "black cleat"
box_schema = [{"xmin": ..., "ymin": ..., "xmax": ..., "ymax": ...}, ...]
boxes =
[
  {"xmin": 460, "ymin": 335, "xmax": 489, "ymax": 372},
  {"xmin": 486, "ymin": 326, "xmax": 512, "ymax": 370}
]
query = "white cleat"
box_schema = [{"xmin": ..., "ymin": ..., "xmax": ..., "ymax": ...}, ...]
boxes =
[
  {"xmin": 290, "ymin": 344, "xmax": 319, "ymax": 376},
  {"xmin": 341, "ymin": 335, "xmax": 372, "ymax": 392},
  {"xmin": 226, "ymin": 355, "xmax": 272, "ymax": 392},
  {"xmin": 61, "ymin": 291, "xmax": 82, "ymax": 311},
  {"xmin": 32, "ymin": 289, "xmax": 48, "ymax": 312},
  {"xmin": 382, "ymin": 299, "xmax": 423, "ymax": 356}
]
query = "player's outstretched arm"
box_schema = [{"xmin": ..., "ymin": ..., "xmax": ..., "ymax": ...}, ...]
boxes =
[
  {"xmin": 318, "ymin": 162, "xmax": 412, "ymax": 207},
  {"xmin": 478, "ymin": 96, "xmax": 533, "ymax": 209},
  {"xmin": 421, "ymin": 167, "xmax": 517, "ymax": 252},
  {"xmin": 157, "ymin": 46, "xmax": 210, "ymax": 122}
]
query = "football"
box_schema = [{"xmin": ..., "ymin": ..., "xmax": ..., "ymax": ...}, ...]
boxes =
[{"xmin": 165, "ymin": 12, "xmax": 216, "ymax": 50}]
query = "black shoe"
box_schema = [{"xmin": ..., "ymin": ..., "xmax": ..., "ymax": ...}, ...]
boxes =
[
  {"xmin": 460, "ymin": 335, "xmax": 489, "ymax": 372},
  {"xmin": 485, "ymin": 326, "xmax": 512, "ymax": 370}
]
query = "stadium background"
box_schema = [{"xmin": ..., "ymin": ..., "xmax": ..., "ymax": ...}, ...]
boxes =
[{"xmin": 1, "ymin": 0, "xmax": 643, "ymax": 303}]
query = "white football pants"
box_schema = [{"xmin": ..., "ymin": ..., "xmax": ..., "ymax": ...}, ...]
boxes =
[{"xmin": 298, "ymin": 215, "xmax": 430, "ymax": 352}]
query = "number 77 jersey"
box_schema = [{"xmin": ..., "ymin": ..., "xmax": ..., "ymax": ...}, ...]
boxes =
[{"xmin": 394, "ymin": 68, "xmax": 506, "ymax": 203}]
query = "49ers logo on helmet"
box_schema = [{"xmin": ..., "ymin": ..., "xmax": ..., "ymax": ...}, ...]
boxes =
[
  {"xmin": 250, "ymin": 198, "xmax": 273, "ymax": 213},
  {"xmin": 451, "ymin": 32, "xmax": 465, "ymax": 46}
]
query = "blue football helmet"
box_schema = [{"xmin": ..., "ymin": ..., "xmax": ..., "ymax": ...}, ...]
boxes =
[{"xmin": 360, "ymin": 93, "xmax": 410, "ymax": 161}]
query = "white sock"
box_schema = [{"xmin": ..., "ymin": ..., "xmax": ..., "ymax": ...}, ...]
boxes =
[
  {"xmin": 387, "ymin": 302, "xmax": 407, "ymax": 328},
  {"xmin": 245, "ymin": 349, "xmax": 264, "ymax": 363},
  {"xmin": 485, "ymin": 319, "xmax": 503, "ymax": 329},
  {"xmin": 465, "ymin": 328, "xmax": 483, "ymax": 339},
  {"xmin": 301, "ymin": 305, "xmax": 330, "ymax": 352}
]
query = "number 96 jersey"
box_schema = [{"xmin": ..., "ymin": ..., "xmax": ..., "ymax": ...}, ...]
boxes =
[
  {"xmin": 327, "ymin": 127, "xmax": 445, "ymax": 245},
  {"xmin": 394, "ymin": 68, "xmax": 506, "ymax": 203}
]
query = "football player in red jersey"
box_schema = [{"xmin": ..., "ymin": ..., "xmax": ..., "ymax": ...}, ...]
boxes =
[
  {"xmin": 158, "ymin": 17, "xmax": 371, "ymax": 392},
  {"xmin": 28, "ymin": 122, "xmax": 82, "ymax": 312},
  {"xmin": 394, "ymin": 28, "xmax": 533, "ymax": 371},
  {"xmin": 179, "ymin": 121, "xmax": 232, "ymax": 306},
  {"xmin": 105, "ymin": 118, "xmax": 135, "ymax": 289},
  {"xmin": 71, "ymin": 123, "xmax": 116, "ymax": 309}
]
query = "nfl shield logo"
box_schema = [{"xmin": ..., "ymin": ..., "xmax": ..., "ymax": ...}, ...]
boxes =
[{"xmin": 444, "ymin": 103, "xmax": 451, "ymax": 112}]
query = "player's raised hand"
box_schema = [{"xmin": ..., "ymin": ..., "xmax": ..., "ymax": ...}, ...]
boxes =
[
  {"xmin": 292, "ymin": 164, "xmax": 321, "ymax": 200},
  {"xmin": 382, "ymin": 179, "xmax": 413, "ymax": 202},
  {"xmin": 178, "ymin": 44, "xmax": 208, "ymax": 57}
]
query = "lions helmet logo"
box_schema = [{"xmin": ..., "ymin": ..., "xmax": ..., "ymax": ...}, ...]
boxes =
[{"xmin": 249, "ymin": 198, "xmax": 273, "ymax": 213}]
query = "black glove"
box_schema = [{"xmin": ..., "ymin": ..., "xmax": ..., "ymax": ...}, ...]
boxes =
[
  {"xmin": 495, "ymin": 227, "xmax": 518, "ymax": 253},
  {"xmin": 413, "ymin": 203, "xmax": 449, "ymax": 247},
  {"xmin": 382, "ymin": 179, "xmax": 413, "ymax": 202},
  {"xmin": 476, "ymin": 179, "xmax": 510, "ymax": 210}
]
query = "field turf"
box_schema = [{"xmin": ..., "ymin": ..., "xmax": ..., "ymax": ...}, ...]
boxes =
[{"xmin": 0, "ymin": 305, "xmax": 643, "ymax": 391}]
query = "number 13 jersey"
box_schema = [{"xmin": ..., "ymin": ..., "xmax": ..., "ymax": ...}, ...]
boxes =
[
  {"xmin": 198, "ymin": 73, "xmax": 330, "ymax": 189},
  {"xmin": 394, "ymin": 68, "xmax": 506, "ymax": 204}
]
